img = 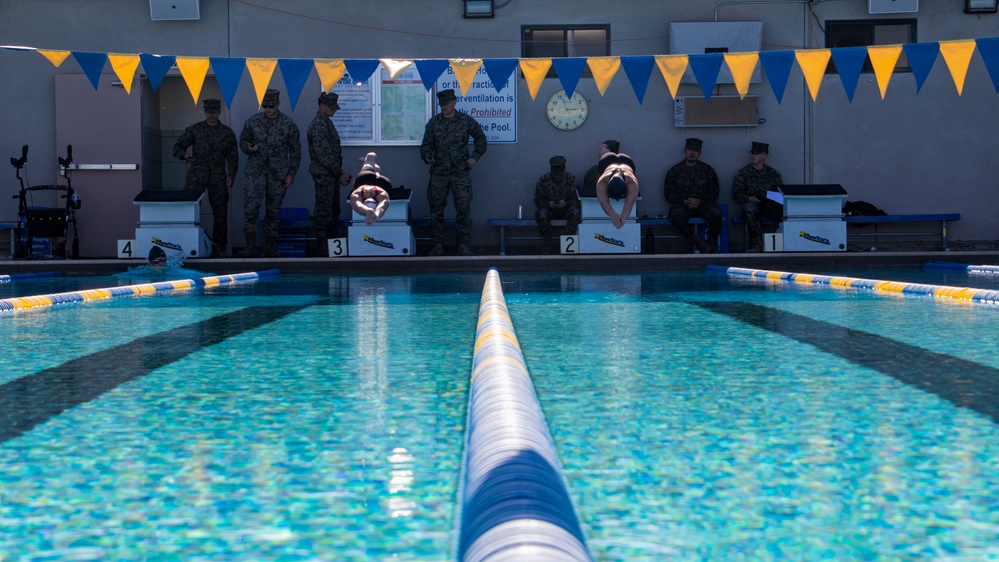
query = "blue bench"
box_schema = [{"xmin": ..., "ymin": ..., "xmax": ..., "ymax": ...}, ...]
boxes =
[
  {"xmin": 638, "ymin": 203, "xmax": 730, "ymax": 254},
  {"xmin": 487, "ymin": 219, "xmax": 568, "ymax": 255},
  {"xmin": 731, "ymin": 213, "xmax": 961, "ymax": 251}
]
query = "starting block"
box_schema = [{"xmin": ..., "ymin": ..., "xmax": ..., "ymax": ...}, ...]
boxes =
[
  {"xmin": 346, "ymin": 196, "xmax": 415, "ymax": 256},
  {"xmin": 132, "ymin": 189, "xmax": 210, "ymax": 259},
  {"xmin": 576, "ymin": 196, "xmax": 641, "ymax": 254}
]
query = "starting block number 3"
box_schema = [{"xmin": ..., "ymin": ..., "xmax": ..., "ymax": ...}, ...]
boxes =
[
  {"xmin": 328, "ymin": 237, "xmax": 348, "ymax": 258},
  {"xmin": 118, "ymin": 239, "xmax": 136, "ymax": 259}
]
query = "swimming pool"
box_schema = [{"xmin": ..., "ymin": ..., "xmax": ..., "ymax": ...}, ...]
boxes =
[{"xmin": 2, "ymin": 268, "xmax": 999, "ymax": 560}]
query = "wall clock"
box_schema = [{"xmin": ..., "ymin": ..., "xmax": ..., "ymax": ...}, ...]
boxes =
[{"xmin": 546, "ymin": 89, "xmax": 588, "ymax": 131}]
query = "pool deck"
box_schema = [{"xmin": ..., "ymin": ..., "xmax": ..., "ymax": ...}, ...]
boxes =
[{"xmin": 3, "ymin": 250, "xmax": 999, "ymax": 276}]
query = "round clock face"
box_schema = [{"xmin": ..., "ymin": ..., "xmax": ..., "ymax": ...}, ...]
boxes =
[{"xmin": 546, "ymin": 89, "xmax": 588, "ymax": 131}]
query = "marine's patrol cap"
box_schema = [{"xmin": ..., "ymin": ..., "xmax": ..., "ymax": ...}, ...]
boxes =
[
  {"xmin": 685, "ymin": 137, "xmax": 703, "ymax": 151},
  {"xmin": 262, "ymin": 89, "xmax": 281, "ymax": 106},
  {"xmin": 436, "ymin": 89, "xmax": 456, "ymax": 104},
  {"xmin": 750, "ymin": 141, "xmax": 769, "ymax": 154},
  {"xmin": 549, "ymin": 155, "xmax": 566, "ymax": 170},
  {"xmin": 319, "ymin": 91, "xmax": 340, "ymax": 110},
  {"xmin": 203, "ymin": 99, "xmax": 222, "ymax": 113}
]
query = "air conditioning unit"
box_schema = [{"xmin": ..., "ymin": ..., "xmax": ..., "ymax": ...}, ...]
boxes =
[
  {"xmin": 869, "ymin": 0, "xmax": 918, "ymax": 14},
  {"xmin": 150, "ymin": 0, "xmax": 200, "ymax": 21}
]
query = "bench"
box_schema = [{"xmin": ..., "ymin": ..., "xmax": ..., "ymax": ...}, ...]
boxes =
[
  {"xmin": 638, "ymin": 203, "xmax": 729, "ymax": 253},
  {"xmin": 488, "ymin": 219, "xmax": 568, "ymax": 255},
  {"xmin": 731, "ymin": 213, "xmax": 960, "ymax": 251}
]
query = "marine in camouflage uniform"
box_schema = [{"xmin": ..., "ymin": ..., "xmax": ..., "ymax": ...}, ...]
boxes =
[
  {"xmin": 307, "ymin": 91, "xmax": 350, "ymax": 256},
  {"xmin": 172, "ymin": 98, "xmax": 238, "ymax": 257},
  {"xmin": 238, "ymin": 89, "xmax": 301, "ymax": 257},
  {"xmin": 534, "ymin": 155, "xmax": 581, "ymax": 253},
  {"xmin": 664, "ymin": 138, "xmax": 723, "ymax": 253},
  {"xmin": 419, "ymin": 89, "xmax": 488, "ymax": 256},
  {"xmin": 732, "ymin": 141, "xmax": 784, "ymax": 252}
]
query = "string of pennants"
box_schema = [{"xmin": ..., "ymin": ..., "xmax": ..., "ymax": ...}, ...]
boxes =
[{"xmin": 4, "ymin": 37, "xmax": 999, "ymax": 110}]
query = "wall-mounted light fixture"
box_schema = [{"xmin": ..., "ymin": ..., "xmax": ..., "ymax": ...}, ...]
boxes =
[
  {"xmin": 966, "ymin": 0, "xmax": 998, "ymax": 13},
  {"xmin": 463, "ymin": 0, "xmax": 494, "ymax": 18}
]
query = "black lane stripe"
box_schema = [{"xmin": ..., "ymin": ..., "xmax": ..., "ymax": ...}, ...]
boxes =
[
  {"xmin": 0, "ymin": 305, "xmax": 308, "ymax": 443},
  {"xmin": 696, "ymin": 301, "xmax": 999, "ymax": 424}
]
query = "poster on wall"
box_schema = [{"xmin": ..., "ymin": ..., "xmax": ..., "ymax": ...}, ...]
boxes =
[
  {"xmin": 332, "ymin": 75, "xmax": 374, "ymax": 142},
  {"xmin": 435, "ymin": 66, "xmax": 517, "ymax": 144}
]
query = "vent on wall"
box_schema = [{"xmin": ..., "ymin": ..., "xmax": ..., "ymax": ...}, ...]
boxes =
[
  {"xmin": 869, "ymin": 0, "xmax": 918, "ymax": 14},
  {"xmin": 674, "ymin": 96, "xmax": 759, "ymax": 128},
  {"xmin": 150, "ymin": 0, "xmax": 200, "ymax": 21}
]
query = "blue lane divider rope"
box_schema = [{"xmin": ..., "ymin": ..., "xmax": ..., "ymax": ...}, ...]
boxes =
[
  {"xmin": 0, "ymin": 271, "xmax": 60, "ymax": 283},
  {"xmin": 924, "ymin": 261, "xmax": 999, "ymax": 274}
]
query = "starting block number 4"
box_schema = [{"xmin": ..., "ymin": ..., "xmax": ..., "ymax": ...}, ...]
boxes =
[
  {"xmin": 328, "ymin": 237, "xmax": 348, "ymax": 258},
  {"xmin": 118, "ymin": 239, "xmax": 136, "ymax": 259},
  {"xmin": 560, "ymin": 235, "xmax": 577, "ymax": 254}
]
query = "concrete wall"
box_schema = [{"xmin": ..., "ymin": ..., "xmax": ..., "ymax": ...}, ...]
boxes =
[{"xmin": 1, "ymin": 0, "xmax": 997, "ymax": 256}]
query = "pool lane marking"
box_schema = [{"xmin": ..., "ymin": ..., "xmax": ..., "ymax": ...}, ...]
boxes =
[
  {"xmin": 696, "ymin": 301, "xmax": 999, "ymax": 424},
  {"xmin": 0, "ymin": 304, "xmax": 308, "ymax": 443},
  {"xmin": 707, "ymin": 265, "xmax": 999, "ymax": 305}
]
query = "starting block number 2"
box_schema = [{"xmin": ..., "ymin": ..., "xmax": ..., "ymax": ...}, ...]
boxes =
[
  {"xmin": 118, "ymin": 239, "xmax": 136, "ymax": 259},
  {"xmin": 560, "ymin": 235, "xmax": 577, "ymax": 254}
]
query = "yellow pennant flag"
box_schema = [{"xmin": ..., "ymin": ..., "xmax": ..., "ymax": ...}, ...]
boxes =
[
  {"xmin": 519, "ymin": 58, "xmax": 552, "ymax": 100},
  {"xmin": 724, "ymin": 53, "xmax": 759, "ymax": 99},
  {"xmin": 246, "ymin": 58, "xmax": 278, "ymax": 105},
  {"xmin": 868, "ymin": 45, "xmax": 902, "ymax": 99},
  {"xmin": 314, "ymin": 59, "xmax": 346, "ymax": 92},
  {"xmin": 939, "ymin": 39, "xmax": 976, "ymax": 95},
  {"xmin": 37, "ymin": 49, "xmax": 71, "ymax": 67},
  {"xmin": 449, "ymin": 59, "xmax": 483, "ymax": 96},
  {"xmin": 108, "ymin": 54, "xmax": 141, "ymax": 94},
  {"xmin": 795, "ymin": 49, "xmax": 831, "ymax": 101},
  {"xmin": 176, "ymin": 57, "xmax": 210, "ymax": 103},
  {"xmin": 654, "ymin": 55, "xmax": 688, "ymax": 99},
  {"xmin": 586, "ymin": 56, "xmax": 621, "ymax": 96},
  {"xmin": 380, "ymin": 59, "xmax": 413, "ymax": 79}
]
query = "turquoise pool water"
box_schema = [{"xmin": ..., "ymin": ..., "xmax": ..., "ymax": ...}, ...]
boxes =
[{"xmin": 2, "ymin": 269, "xmax": 999, "ymax": 560}]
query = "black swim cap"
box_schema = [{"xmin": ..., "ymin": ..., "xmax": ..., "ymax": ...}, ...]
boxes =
[
  {"xmin": 607, "ymin": 174, "xmax": 627, "ymax": 200},
  {"xmin": 148, "ymin": 245, "xmax": 167, "ymax": 263}
]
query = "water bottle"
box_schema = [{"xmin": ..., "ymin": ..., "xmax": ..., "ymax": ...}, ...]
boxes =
[{"xmin": 517, "ymin": 205, "xmax": 523, "ymax": 219}]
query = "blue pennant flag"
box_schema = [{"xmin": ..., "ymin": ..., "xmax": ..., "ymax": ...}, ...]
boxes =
[
  {"xmin": 278, "ymin": 58, "xmax": 314, "ymax": 110},
  {"xmin": 902, "ymin": 42, "xmax": 940, "ymax": 94},
  {"xmin": 209, "ymin": 57, "xmax": 245, "ymax": 108},
  {"xmin": 758, "ymin": 51, "xmax": 795, "ymax": 104},
  {"xmin": 688, "ymin": 54, "xmax": 724, "ymax": 100},
  {"xmin": 975, "ymin": 37, "xmax": 999, "ymax": 92},
  {"xmin": 551, "ymin": 57, "xmax": 587, "ymax": 99},
  {"xmin": 72, "ymin": 51, "xmax": 108, "ymax": 90},
  {"xmin": 414, "ymin": 59, "xmax": 450, "ymax": 90},
  {"xmin": 139, "ymin": 54, "xmax": 176, "ymax": 93},
  {"xmin": 343, "ymin": 59, "xmax": 381, "ymax": 84},
  {"xmin": 482, "ymin": 58, "xmax": 519, "ymax": 92},
  {"xmin": 620, "ymin": 56, "xmax": 654, "ymax": 104},
  {"xmin": 830, "ymin": 47, "xmax": 867, "ymax": 102}
]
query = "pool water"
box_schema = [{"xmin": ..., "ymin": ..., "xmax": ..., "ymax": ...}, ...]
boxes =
[{"xmin": 2, "ymin": 269, "xmax": 999, "ymax": 560}]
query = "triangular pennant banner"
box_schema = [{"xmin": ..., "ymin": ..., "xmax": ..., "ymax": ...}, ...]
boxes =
[
  {"xmin": 939, "ymin": 39, "xmax": 977, "ymax": 95},
  {"xmin": 314, "ymin": 59, "xmax": 346, "ymax": 92},
  {"xmin": 902, "ymin": 42, "xmax": 940, "ymax": 94},
  {"xmin": 176, "ymin": 57, "xmax": 210, "ymax": 103},
  {"xmin": 210, "ymin": 57, "xmax": 246, "ymax": 108},
  {"xmin": 868, "ymin": 45, "xmax": 902, "ymax": 99},
  {"xmin": 139, "ymin": 53, "xmax": 175, "ymax": 93},
  {"xmin": 975, "ymin": 37, "xmax": 999, "ymax": 92},
  {"xmin": 278, "ymin": 58, "xmax": 314, "ymax": 110},
  {"xmin": 415, "ymin": 59, "xmax": 450, "ymax": 91},
  {"xmin": 620, "ymin": 56, "xmax": 654, "ymax": 104},
  {"xmin": 343, "ymin": 59, "xmax": 380, "ymax": 84},
  {"xmin": 72, "ymin": 51, "xmax": 108, "ymax": 90},
  {"xmin": 108, "ymin": 54, "xmax": 140, "ymax": 94},
  {"xmin": 795, "ymin": 49, "xmax": 831, "ymax": 101},
  {"xmin": 551, "ymin": 57, "xmax": 587, "ymax": 99},
  {"xmin": 723, "ymin": 53, "xmax": 759, "ymax": 99},
  {"xmin": 37, "ymin": 49, "xmax": 71, "ymax": 67},
  {"xmin": 654, "ymin": 55, "xmax": 688, "ymax": 99},
  {"xmin": 586, "ymin": 56, "xmax": 620, "ymax": 96},
  {"xmin": 688, "ymin": 53, "xmax": 724, "ymax": 100},
  {"xmin": 482, "ymin": 58, "xmax": 519, "ymax": 92},
  {"xmin": 519, "ymin": 58, "xmax": 552, "ymax": 100},
  {"xmin": 830, "ymin": 47, "xmax": 867, "ymax": 103},
  {"xmin": 246, "ymin": 58, "xmax": 278, "ymax": 105},
  {"xmin": 380, "ymin": 59, "xmax": 413, "ymax": 79},
  {"xmin": 449, "ymin": 59, "xmax": 483, "ymax": 96},
  {"xmin": 758, "ymin": 51, "xmax": 795, "ymax": 104}
]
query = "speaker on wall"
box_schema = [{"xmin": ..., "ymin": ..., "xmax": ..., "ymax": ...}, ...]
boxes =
[{"xmin": 150, "ymin": 0, "xmax": 200, "ymax": 21}]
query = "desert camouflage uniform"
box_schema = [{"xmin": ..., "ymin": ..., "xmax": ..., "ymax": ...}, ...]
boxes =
[
  {"xmin": 239, "ymin": 112, "xmax": 301, "ymax": 237},
  {"xmin": 733, "ymin": 163, "xmax": 784, "ymax": 241},
  {"xmin": 533, "ymin": 172, "xmax": 581, "ymax": 237},
  {"xmin": 307, "ymin": 111, "xmax": 345, "ymax": 239},
  {"xmin": 664, "ymin": 160, "xmax": 723, "ymax": 240},
  {"xmin": 173, "ymin": 121, "xmax": 238, "ymax": 248},
  {"xmin": 419, "ymin": 112, "xmax": 487, "ymax": 245}
]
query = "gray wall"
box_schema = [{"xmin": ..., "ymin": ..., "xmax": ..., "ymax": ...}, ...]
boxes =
[{"xmin": 1, "ymin": 0, "xmax": 997, "ymax": 255}]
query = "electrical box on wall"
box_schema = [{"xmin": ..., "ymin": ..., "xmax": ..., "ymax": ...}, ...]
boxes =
[
  {"xmin": 869, "ymin": 0, "xmax": 918, "ymax": 14},
  {"xmin": 674, "ymin": 96, "xmax": 759, "ymax": 128},
  {"xmin": 150, "ymin": 0, "xmax": 200, "ymax": 21}
]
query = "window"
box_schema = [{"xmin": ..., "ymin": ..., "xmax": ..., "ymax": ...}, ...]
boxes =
[
  {"xmin": 825, "ymin": 19, "xmax": 917, "ymax": 73},
  {"xmin": 332, "ymin": 67, "xmax": 433, "ymax": 146},
  {"xmin": 522, "ymin": 25, "xmax": 611, "ymax": 77}
]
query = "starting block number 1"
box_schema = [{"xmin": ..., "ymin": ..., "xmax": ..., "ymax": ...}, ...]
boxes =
[{"xmin": 118, "ymin": 239, "xmax": 135, "ymax": 259}]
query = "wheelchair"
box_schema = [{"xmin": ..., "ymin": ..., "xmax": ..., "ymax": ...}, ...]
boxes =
[{"xmin": 10, "ymin": 144, "xmax": 81, "ymax": 259}]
